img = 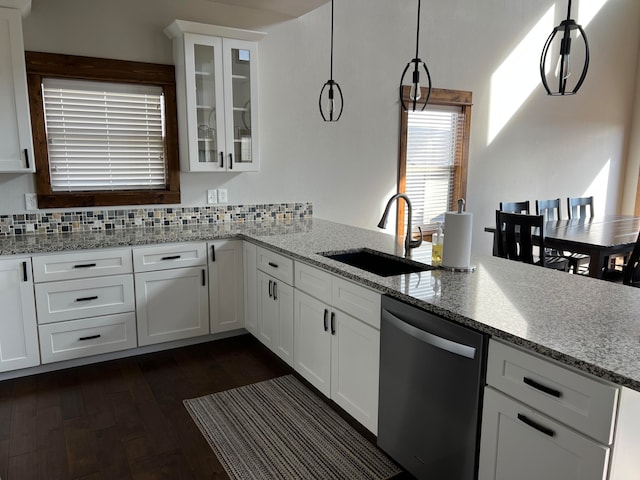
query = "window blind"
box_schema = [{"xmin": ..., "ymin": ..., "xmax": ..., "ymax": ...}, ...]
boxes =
[
  {"xmin": 42, "ymin": 78, "xmax": 167, "ymax": 192},
  {"xmin": 405, "ymin": 106, "xmax": 465, "ymax": 230}
]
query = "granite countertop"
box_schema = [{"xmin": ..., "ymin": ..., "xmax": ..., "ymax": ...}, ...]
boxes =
[{"xmin": 3, "ymin": 217, "xmax": 640, "ymax": 391}]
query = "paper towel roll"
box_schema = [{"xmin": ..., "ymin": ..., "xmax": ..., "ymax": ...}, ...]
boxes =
[{"xmin": 442, "ymin": 212, "xmax": 473, "ymax": 269}]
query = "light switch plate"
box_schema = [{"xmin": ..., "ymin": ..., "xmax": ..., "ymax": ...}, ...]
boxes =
[
  {"xmin": 218, "ymin": 188, "xmax": 228, "ymax": 203},
  {"xmin": 207, "ymin": 189, "xmax": 218, "ymax": 204},
  {"xmin": 25, "ymin": 193, "xmax": 38, "ymax": 210}
]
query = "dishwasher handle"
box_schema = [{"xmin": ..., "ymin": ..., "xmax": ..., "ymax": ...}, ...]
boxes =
[{"xmin": 382, "ymin": 309, "xmax": 477, "ymax": 359}]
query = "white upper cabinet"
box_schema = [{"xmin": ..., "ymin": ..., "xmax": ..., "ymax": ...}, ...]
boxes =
[
  {"xmin": 0, "ymin": 5, "xmax": 34, "ymax": 173},
  {"xmin": 165, "ymin": 20, "xmax": 264, "ymax": 173}
]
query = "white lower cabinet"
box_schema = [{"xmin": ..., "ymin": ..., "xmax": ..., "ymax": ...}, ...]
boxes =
[
  {"xmin": 0, "ymin": 257, "xmax": 40, "ymax": 371},
  {"xmin": 293, "ymin": 261, "xmax": 381, "ymax": 434},
  {"xmin": 243, "ymin": 241, "xmax": 258, "ymax": 335},
  {"xmin": 479, "ymin": 387, "xmax": 610, "ymax": 480},
  {"xmin": 208, "ymin": 240, "xmax": 244, "ymax": 334},
  {"xmin": 257, "ymin": 269, "xmax": 294, "ymax": 365}
]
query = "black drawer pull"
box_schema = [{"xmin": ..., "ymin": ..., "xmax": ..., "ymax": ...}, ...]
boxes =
[
  {"xmin": 523, "ymin": 377, "xmax": 562, "ymax": 398},
  {"xmin": 273, "ymin": 281, "xmax": 278, "ymax": 300},
  {"xmin": 24, "ymin": 149, "xmax": 30, "ymax": 168},
  {"xmin": 76, "ymin": 296, "xmax": 98, "ymax": 302},
  {"xmin": 268, "ymin": 279, "xmax": 273, "ymax": 298},
  {"xmin": 161, "ymin": 255, "xmax": 181, "ymax": 261},
  {"xmin": 202, "ymin": 269, "xmax": 206, "ymax": 286},
  {"xmin": 330, "ymin": 311, "xmax": 336, "ymax": 335},
  {"xmin": 517, "ymin": 413, "xmax": 555, "ymax": 437},
  {"xmin": 79, "ymin": 334, "xmax": 101, "ymax": 341},
  {"xmin": 229, "ymin": 153, "xmax": 233, "ymax": 170},
  {"xmin": 268, "ymin": 262, "xmax": 279, "ymax": 268},
  {"xmin": 211, "ymin": 245, "xmax": 216, "ymax": 262},
  {"xmin": 22, "ymin": 261, "xmax": 28, "ymax": 282},
  {"xmin": 324, "ymin": 309, "xmax": 329, "ymax": 332},
  {"xmin": 220, "ymin": 152, "xmax": 224, "ymax": 168},
  {"xmin": 74, "ymin": 263, "xmax": 97, "ymax": 269}
]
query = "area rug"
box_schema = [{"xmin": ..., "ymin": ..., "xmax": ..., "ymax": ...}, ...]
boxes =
[{"xmin": 183, "ymin": 375, "xmax": 402, "ymax": 480}]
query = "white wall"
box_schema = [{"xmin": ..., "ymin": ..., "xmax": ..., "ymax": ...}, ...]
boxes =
[{"xmin": 3, "ymin": 0, "xmax": 639, "ymax": 255}]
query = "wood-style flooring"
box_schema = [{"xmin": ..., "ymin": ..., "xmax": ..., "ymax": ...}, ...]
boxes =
[{"xmin": 0, "ymin": 334, "xmax": 400, "ymax": 480}]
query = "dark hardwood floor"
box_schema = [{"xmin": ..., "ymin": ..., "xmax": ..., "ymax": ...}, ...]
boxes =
[{"xmin": 0, "ymin": 334, "xmax": 404, "ymax": 480}]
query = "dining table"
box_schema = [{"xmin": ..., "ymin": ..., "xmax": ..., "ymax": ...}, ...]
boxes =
[{"xmin": 485, "ymin": 214, "xmax": 640, "ymax": 279}]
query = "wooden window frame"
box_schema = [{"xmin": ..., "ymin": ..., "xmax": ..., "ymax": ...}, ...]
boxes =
[
  {"xmin": 26, "ymin": 51, "xmax": 181, "ymax": 208},
  {"xmin": 397, "ymin": 86, "xmax": 472, "ymax": 240}
]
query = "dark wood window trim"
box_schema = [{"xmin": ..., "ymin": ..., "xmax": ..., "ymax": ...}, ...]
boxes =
[
  {"xmin": 397, "ymin": 86, "xmax": 472, "ymax": 240},
  {"xmin": 26, "ymin": 51, "xmax": 181, "ymax": 208}
]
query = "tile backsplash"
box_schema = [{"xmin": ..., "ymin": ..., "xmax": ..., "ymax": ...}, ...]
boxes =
[{"xmin": 0, "ymin": 202, "xmax": 312, "ymax": 236}]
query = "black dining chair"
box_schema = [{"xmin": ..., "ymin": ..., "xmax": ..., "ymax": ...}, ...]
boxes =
[
  {"xmin": 567, "ymin": 196, "xmax": 594, "ymax": 219},
  {"xmin": 537, "ymin": 198, "xmax": 590, "ymax": 275},
  {"xmin": 500, "ymin": 201, "xmax": 530, "ymax": 214},
  {"xmin": 495, "ymin": 211, "xmax": 569, "ymax": 271},
  {"xmin": 603, "ymin": 231, "xmax": 640, "ymax": 287}
]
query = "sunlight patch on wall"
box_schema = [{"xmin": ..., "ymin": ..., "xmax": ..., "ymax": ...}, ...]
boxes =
[
  {"xmin": 584, "ymin": 159, "xmax": 611, "ymax": 212},
  {"xmin": 579, "ymin": 0, "xmax": 608, "ymax": 28},
  {"xmin": 487, "ymin": 6, "xmax": 556, "ymax": 145}
]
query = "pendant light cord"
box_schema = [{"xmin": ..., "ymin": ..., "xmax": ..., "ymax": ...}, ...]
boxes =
[
  {"xmin": 414, "ymin": 0, "xmax": 421, "ymax": 59},
  {"xmin": 566, "ymin": 0, "xmax": 572, "ymax": 20},
  {"xmin": 330, "ymin": 0, "xmax": 334, "ymax": 81}
]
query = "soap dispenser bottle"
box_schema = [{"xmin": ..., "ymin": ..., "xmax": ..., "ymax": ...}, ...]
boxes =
[{"xmin": 432, "ymin": 223, "xmax": 444, "ymax": 267}]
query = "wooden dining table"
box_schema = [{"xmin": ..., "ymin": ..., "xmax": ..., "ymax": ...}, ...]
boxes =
[{"xmin": 485, "ymin": 215, "xmax": 640, "ymax": 279}]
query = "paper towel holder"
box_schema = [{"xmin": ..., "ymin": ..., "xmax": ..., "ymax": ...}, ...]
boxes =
[{"xmin": 442, "ymin": 198, "xmax": 477, "ymax": 273}]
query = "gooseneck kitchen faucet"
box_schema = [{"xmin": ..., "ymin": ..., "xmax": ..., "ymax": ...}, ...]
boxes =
[{"xmin": 377, "ymin": 193, "xmax": 423, "ymax": 257}]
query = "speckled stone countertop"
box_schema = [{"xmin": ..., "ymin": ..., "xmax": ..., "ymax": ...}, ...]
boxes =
[{"xmin": 3, "ymin": 217, "xmax": 640, "ymax": 392}]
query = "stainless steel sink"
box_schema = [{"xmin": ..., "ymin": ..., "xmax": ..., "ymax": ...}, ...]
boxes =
[{"xmin": 320, "ymin": 248, "xmax": 434, "ymax": 277}]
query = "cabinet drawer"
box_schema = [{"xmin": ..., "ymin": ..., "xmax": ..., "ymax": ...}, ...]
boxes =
[
  {"xmin": 332, "ymin": 276, "xmax": 381, "ymax": 329},
  {"xmin": 32, "ymin": 248, "xmax": 132, "ymax": 282},
  {"xmin": 38, "ymin": 312, "xmax": 137, "ymax": 364},
  {"xmin": 486, "ymin": 339, "xmax": 618, "ymax": 445},
  {"xmin": 35, "ymin": 274, "xmax": 135, "ymax": 324},
  {"xmin": 132, "ymin": 243, "xmax": 207, "ymax": 272},
  {"xmin": 257, "ymin": 246, "xmax": 293, "ymax": 285},
  {"xmin": 294, "ymin": 261, "xmax": 332, "ymax": 304}
]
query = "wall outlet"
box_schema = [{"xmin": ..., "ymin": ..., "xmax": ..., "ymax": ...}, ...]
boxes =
[
  {"xmin": 25, "ymin": 193, "xmax": 38, "ymax": 210},
  {"xmin": 218, "ymin": 188, "xmax": 228, "ymax": 203},
  {"xmin": 207, "ymin": 189, "xmax": 218, "ymax": 204}
]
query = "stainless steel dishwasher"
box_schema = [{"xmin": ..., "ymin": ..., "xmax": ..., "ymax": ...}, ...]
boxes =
[{"xmin": 377, "ymin": 295, "xmax": 487, "ymax": 480}]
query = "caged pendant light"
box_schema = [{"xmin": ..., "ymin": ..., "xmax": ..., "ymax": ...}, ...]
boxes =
[
  {"xmin": 400, "ymin": 0, "xmax": 432, "ymax": 111},
  {"xmin": 319, "ymin": 0, "xmax": 343, "ymax": 121},
  {"xmin": 540, "ymin": 0, "xmax": 590, "ymax": 96}
]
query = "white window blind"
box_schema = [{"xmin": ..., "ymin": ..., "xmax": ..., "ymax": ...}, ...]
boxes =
[
  {"xmin": 42, "ymin": 78, "xmax": 167, "ymax": 192},
  {"xmin": 405, "ymin": 106, "xmax": 465, "ymax": 230}
]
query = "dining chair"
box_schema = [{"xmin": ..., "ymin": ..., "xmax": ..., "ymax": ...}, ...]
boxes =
[
  {"xmin": 603, "ymin": 231, "xmax": 640, "ymax": 287},
  {"xmin": 495, "ymin": 210, "xmax": 569, "ymax": 271},
  {"xmin": 499, "ymin": 200, "xmax": 530, "ymax": 214},
  {"xmin": 537, "ymin": 198, "xmax": 589, "ymax": 275},
  {"xmin": 567, "ymin": 196, "xmax": 594, "ymax": 219}
]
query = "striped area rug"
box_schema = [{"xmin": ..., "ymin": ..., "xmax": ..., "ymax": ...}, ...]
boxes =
[{"xmin": 184, "ymin": 375, "xmax": 402, "ymax": 480}]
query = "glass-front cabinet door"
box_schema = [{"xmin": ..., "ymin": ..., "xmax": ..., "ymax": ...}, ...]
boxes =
[
  {"xmin": 185, "ymin": 33, "xmax": 227, "ymax": 172},
  {"xmin": 222, "ymin": 39, "xmax": 259, "ymax": 172}
]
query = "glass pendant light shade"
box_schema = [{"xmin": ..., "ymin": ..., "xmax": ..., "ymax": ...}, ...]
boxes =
[
  {"xmin": 400, "ymin": 0, "xmax": 432, "ymax": 111},
  {"xmin": 540, "ymin": 0, "xmax": 589, "ymax": 96},
  {"xmin": 319, "ymin": 0, "xmax": 343, "ymax": 121}
]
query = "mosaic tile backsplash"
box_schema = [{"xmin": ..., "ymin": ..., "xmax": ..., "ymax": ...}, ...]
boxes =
[{"xmin": 0, "ymin": 202, "xmax": 312, "ymax": 236}]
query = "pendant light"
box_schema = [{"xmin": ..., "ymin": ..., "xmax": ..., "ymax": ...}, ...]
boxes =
[
  {"xmin": 400, "ymin": 0, "xmax": 432, "ymax": 111},
  {"xmin": 540, "ymin": 0, "xmax": 590, "ymax": 96},
  {"xmin": 319, "ymin": 0, "xmax": 343, "ymax": 121}
]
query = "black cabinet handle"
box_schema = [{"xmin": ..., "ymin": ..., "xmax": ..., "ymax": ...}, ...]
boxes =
[
  {"xmin": 268, "ymin": 262, "xmax": 279, "ymax": 268},
  {"xmin": 22, "ymin": 261, "xmax": 28, "ymax": 282},
  {"xmin": 211, "ymin": 245, "xmax": 216, "ymax": 262},
  {"xmin": 24, "ymin": 149, "xmax": 29, "ymax": 169},
  {"xmin": 273, "ymin": 281, "xmax": 278, "ymax": 300},
  {"xmin": 523, "ymin": 377, "xmax": 562, "ymax": 398},
  {"xmin": 74, "ymin": 263, "xmax": 97, "ymax": 269},
  {"xmin": 220, "ymin": 152, "xmax": 224, "ymax": 168},
  {"xmin": 202, "ymin": 269, "xmax": 206, "ymax": 286},
  {"xmin": 161, "ymin": 255, "xmax": 181, "ymax": 261},
  {"xmin": 330, "ymin": 312, "xmax": 336, "ymax": 335},
  {"xmin": 268, "ymin": 279, "xmax": 273, "ymax": 298},
  {"xmin": 76, "ymin": 296, "xmax": 98, "ymax": 302},
  {"xmin": 517, "ymin": 413, "xmax": 555, "ymax": 437},
  {"xmin": 323, "ymin": 309, "xmax": 329, "ymax": 332},
  {"xmin": 229, "ymin": 153, "xmax": 233, "ymax": 170},
  {"xmin": 79, "ymin": 334, "xmax": 101, "ymax": 341}
]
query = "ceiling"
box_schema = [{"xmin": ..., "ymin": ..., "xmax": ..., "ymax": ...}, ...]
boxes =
[{"xmin": 207, "ymin": 0, "xmax": 329, "ymax": 19}]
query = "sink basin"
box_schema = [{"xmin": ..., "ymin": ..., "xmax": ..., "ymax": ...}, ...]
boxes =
[{"xmin": 320, "ymin": 248, "xmax": 434, "ymax": 277}]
